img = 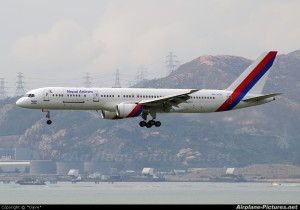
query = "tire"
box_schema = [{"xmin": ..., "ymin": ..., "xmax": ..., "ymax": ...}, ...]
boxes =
[
  {"xmin": 155, "ymin": 121, "xmax": 161, "ymax": 127},
  {"xmin": 139, "ymin": 121, "xmax": 146, "ymax": 127}
]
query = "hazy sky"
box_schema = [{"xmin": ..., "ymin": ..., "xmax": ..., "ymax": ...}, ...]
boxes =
[{"xmin": 1, "ymin": 0, "xmax": 299, "ymax": 94}]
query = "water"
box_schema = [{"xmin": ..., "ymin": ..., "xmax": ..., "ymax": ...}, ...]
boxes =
[{"xmin": 0, "ymin": 182, "xmax": 299, "ymax": 204}]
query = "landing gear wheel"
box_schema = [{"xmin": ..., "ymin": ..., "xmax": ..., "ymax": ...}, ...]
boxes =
[
  {"xmin": 139, "ymin": 121, "xmax": 146, "ymax": 127},
  {"xmin": 148, "ymin": 120, "xmax": 155, "ymax": 126},
  {"xmin": 140, "ymin": 109, "xmax": 160, "ymax": 128},
  {"xmin": 43, "ymin": 109, "xmax": 52, "ymax": 125},
  {"xmin": 154, "ymin": 121, "xmax": 161, "ymax": 127}
]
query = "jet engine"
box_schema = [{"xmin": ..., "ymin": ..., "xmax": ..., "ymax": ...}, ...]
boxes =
[
  {"xmin": 100, "ymin": 110, "xmax": 120, "ymax": 119},
  {"xmin": 116, "ymin": 103, "xmax": 143, "ymax": 118}
]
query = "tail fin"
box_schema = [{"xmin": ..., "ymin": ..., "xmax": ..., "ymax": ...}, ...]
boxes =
[{"xmin": 226, "ymin": 51, "xmax": 277, "ymax": 94}]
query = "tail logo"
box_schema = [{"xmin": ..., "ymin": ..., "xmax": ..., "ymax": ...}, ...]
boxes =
[{"xmin": 217, "ymin": 51, "xmax": 277, "ymax": 111}]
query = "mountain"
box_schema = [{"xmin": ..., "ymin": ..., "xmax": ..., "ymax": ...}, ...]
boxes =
[{"xmin": 1, "ymin": 51, "xmax": 300, "ymax": 171}]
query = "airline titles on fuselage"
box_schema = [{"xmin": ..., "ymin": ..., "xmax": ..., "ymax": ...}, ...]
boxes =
[{"xmin": 66, "ymin": 90, "xmax": 94, "ymax": 94}]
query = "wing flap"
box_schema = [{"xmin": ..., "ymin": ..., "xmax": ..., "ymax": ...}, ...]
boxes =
[{"xmin": 139, "ymin": 89, "xmax": 198, "ymax": 107}]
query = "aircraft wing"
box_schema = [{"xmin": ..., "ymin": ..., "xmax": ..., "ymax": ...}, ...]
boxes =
[
  {"xmin": 139, "ymin": 89, "xmax": 199, "ymax": 107},
  {"xmin": 242, "ymin": 93, "xmax": 282, "ymax": 102}
]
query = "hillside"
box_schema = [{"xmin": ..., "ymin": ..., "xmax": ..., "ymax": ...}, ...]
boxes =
[{"xmin": 0, "ymin": 50, "xmax": 300, "ymax": 171}]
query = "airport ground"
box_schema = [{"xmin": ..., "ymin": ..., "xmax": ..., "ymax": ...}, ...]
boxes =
[{"xmin": 1, "ymin": 164, "xmax": 300, "ymax": 184}]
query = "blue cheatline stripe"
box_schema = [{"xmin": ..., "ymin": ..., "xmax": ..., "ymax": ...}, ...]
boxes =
[
  {"xmin": 127, "ymin": 104, "xmax": 143, "ymax": 118},
  {"xmin": 132, "ymin": 105, "xmax": 143, "ymax": 117}
]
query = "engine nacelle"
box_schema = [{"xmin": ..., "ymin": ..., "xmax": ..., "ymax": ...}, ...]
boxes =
[
  {"xmin": 116, "ymin": 103, "xmax": 143, "ymax": 118},
  {"xmin": 100, "ymin": 110, "xmax": 120, "ymax": 120}
]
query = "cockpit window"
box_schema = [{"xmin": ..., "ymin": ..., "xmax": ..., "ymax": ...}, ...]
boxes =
[{"xmin": 26, "ymin": 94, "xmax": 35, "ymax": 98}]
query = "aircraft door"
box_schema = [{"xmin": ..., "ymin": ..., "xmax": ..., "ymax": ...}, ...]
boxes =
[
  {"xmin": 93, "ymin": 91, "xmax": 100, "ymax": 102},
  {"xmin": 43, "ymin": 90, "xmax": 50, "ymax": 101}
]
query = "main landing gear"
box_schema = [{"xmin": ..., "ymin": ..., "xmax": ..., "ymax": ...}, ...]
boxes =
[
  {"xmin": 139, "ymin": 120, "xmax": 161, "ymax": 128},
  {"xmin": 139, "ymin": 110, "xmax": 161, "ymax": 128},
  {"xmin": 42, "ymin": 109, "xmax": 52, "ymax": 125}
]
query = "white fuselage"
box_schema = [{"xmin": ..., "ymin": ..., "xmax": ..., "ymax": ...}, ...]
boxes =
[
  {"xmin": 15, "ymin": 51, "xmax": 279, "ymax": 127},
  {"xmin": 16, "ymin": 87, "xmax": 270, "ymax": 114}
]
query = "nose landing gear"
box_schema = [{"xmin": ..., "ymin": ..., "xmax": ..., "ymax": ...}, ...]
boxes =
[{"xmin": 42, "ymin": 109, "xmax": 52, "ymax": 125}]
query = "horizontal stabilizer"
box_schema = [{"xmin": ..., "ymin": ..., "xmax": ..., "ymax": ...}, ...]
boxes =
[{"xmin": 242, "ymin": 93, "xmax": 282, "ymax": 102}]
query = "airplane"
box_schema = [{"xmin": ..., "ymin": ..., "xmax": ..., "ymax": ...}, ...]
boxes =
[{"xmin": 16, "ymin": 51, "xmax": 281, "ymax": 128}]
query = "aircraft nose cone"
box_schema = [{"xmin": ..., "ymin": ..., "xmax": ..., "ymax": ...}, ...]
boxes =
[{"xmin": 16, "ymin": 98, "xmax": 26, "ymax": 107}]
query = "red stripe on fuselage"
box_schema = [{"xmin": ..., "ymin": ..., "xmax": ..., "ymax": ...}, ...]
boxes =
[
  {"xmin": 112, "ymin": 115, "xmax": 121, "ymax": 119},
  {"xmin": 127, "ymin": 104, "xmax": 141, "ymax": 118}
]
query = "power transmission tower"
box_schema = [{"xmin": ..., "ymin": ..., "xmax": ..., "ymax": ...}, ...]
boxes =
[
  {"xmin": 166, "ymin": 52, "xmax": 180, "ymax": 75},
  {"xmin": 136, "ymin": 65, "xmax": 147, "ymax": 84},
  {"xmin": 84, "ymin": 73, "xmax": 91, "ymax": 87},
  {"xmin": 113, "ymin": 69, "xmax": 121, "ymax": 88},
  {"xmin": 0, "ymin": 78, "xmax": 6, "ymax": 99},
  {"xmin": 15, "ymin": 72, "xmax": 25, "ymax": 96}
]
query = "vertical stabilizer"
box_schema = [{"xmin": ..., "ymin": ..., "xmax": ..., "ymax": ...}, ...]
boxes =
[
  {"xmin": 226, "ymin": 51, "xmax": 277, "ymax": 94},
  {"xmin": 217, "ymin": 51, "xmax": 277, "ymax": 112}
]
